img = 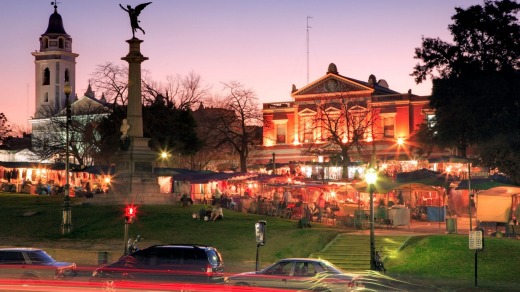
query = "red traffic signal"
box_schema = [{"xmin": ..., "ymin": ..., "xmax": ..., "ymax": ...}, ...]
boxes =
[{"xmin": 125, "ymin": 205, "xmax": 137, "ymax": 223}]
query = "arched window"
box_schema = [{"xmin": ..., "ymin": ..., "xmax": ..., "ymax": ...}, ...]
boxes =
[
  {"xmin": 64, "ymin": 69, "xmax": 69, "ymax": 83},
  {"xmin": 58, "ymin": 37, "xmax": 64, "ymax": 49},
  {"xmin": 43, "ymin": 68, "xmax": 50, "ymax": 85},
  {"xmin": 43, "ymin": 37, "xmax": 49, "ymax": 49}
]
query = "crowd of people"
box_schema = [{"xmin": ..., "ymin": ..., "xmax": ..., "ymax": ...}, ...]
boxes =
[{"xmin": 188, "ymin": 186, "xmax": 339, "ymax": 225}]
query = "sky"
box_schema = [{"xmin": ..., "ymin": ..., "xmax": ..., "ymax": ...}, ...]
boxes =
[{"xmin": 0, "ymin": 0, "xmax": 486, "ymax": 129}]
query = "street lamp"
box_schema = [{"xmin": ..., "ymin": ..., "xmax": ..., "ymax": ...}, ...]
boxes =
[
  {"xmin": 365, "ymin": 168, "xmax": 377, "ymax": 270},
  {"xmin": 61, "ymin": 81, "xmax": 72, "ymax": 234}
]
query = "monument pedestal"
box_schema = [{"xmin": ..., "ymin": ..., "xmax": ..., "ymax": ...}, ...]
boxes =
[{"xmin": 110, "ymin": 137, "xmax": 160, "ymax": 201}]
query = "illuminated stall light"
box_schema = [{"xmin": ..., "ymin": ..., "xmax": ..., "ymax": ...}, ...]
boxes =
[{"xmin": 293, "ymin": 134, "xmax": 300, "ymax": 145}]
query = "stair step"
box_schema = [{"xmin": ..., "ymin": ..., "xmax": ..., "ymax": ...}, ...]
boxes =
[{"xmin": 310, "ymin": 234, "xmax": 410, "ymax": 271}]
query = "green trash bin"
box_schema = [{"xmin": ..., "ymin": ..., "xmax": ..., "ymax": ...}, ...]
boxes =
[{"xmin": 446, "ymin": 217, "xmax": 457, "ymax": 234}]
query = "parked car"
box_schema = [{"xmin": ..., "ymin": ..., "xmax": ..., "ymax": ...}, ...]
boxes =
[
  {"xmin": 0, "ymin": 248, "xmax": 77, "ymax": 282},
  {"xmin": 225, "ymin": 258, "xmax": 364, "ymax": 291},
  {"xmin": 91, "ymin": 244, "xmax": 224, "ymax": 284}
]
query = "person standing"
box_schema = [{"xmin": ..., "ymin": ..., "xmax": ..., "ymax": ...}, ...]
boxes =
[
  {"xmin": 283, "ymin": 189, "xmax": 292, "ymax": 206},
  {"xmin": 273, "ymin": 190, "xmax": 280, "ymax": 215},
  {"xmin": 317, "ymin": 192, "xmax": 326, "ymax": 222}
]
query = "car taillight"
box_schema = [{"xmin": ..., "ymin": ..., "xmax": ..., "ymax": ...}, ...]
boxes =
[
  {"xmin": 55, "ymin": 268, "xmax": 64, "ymax": 278},
  {"xmin": 205, "ymin": 264, "xmax": 213, "ymax": 276}
]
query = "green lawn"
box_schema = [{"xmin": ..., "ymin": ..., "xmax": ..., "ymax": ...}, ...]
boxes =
[
  {"xmin": 0, "ymin": 193, "xmax": 340, "ymax": 269},
  {"xmin": 386, "ymin": 235, "xmax": 520, "ymax": 290},
  {"xmin": 1, "ymin": 193, "xmax": 519, "ymax": 290}
]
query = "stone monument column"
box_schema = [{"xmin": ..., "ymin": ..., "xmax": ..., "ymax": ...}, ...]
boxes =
[
  {"xmin": 100, "ymin": 3, "xmax": 162, "ymax": 204},
  {"xmin": 109, "ymin": 37, "xmax": 159, "ymax": 202},
  {"xmin": 122, "ymin": 38, "xmax": 147, "ymax": 138}
]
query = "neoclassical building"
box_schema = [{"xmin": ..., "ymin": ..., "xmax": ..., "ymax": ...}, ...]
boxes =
[{"xmin": 250, "ymin": 63, "xmax": 439, "ymax": 178}]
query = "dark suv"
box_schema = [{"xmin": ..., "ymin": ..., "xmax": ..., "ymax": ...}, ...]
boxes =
[
  {"xmin": 0, "ymin": 248, "xmax": 77, "ymax": 282},
  {"xmin": 91, "ymin": 244, "xmax": 224, "ymax": 284}
]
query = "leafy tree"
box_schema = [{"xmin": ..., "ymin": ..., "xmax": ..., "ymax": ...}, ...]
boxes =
[
  {"xmin": 142, "ymin": 94, "xmax": 202, "ymax": 162},
  {"xmin": 0, "ymin": 113, "xmax": 12, "ymax": 144},
  {"xmin": 411, "ymin": 0, "xmax": 520, "ymax": 181},
  {"xmin": 478, "ymin": 133, "xmax": 520, "ymax": 184},
  {"xmin": 412, "ymin": 0, "xmax": 519, "ymax": 83}
]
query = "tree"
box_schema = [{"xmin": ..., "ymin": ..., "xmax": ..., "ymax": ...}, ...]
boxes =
[
  {"xmin": 411, "ymin": 0, "xmax": 520, "ymax": 181},
  {"xmin": 302, "ymin": 96, "xmax": 381, "ymax": 178},
  {"xmin": 32, "ymin": 100, "xmax": 111, "ymax": 166},
  {"xmin": 142, "ymin": 71, "xmax": 209, "ymax": 111},
  {"xmin": 90, "ymin": 62, "xmax": 129, "ymax": 109},
  {"xmin": 0, "ymin": 113, "xmax": 12, "ymax": 144},
  {"xmin": 412, "ymin": 0, "xmax": 520, "ymax": 83},
  {"xmin": 142, "ymin": 94, "xmax": 202, "ymax": 163},
  {"xmin": 91, "ymin": 64, "xmax": 208, "ymax": 168},
  {"xmin": 208, "ymin": 82, "xmax": 263, "ymax": 172},
  {"xmin": 191, "ymin": 103, "xmax": 237, "ymax": 171}
]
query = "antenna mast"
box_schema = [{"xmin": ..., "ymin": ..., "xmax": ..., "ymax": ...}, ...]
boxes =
[{"xmin": 306, "ymin": 16, "xmax": 313, "ymax": 84}]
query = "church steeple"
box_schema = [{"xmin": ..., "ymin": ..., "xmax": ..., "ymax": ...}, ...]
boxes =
[
  {"xmin": 32, "ymin": 2, "xmax": 78, "ymax": 118},
  {"xmin": 44, "ymin": 2, "xmax": 68, "ymax": 35},
  {"xmin": 40, "ymin": 2, "xmax": 72, "ymax": 53},
  {"xmin": 84, "ymin": 81, "xmax": 95, "ymax": 99}
]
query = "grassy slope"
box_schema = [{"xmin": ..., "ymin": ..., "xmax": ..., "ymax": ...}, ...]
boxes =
[
  {"xmin": 2, "ymin": 193, "xmax": 520, "ymax": 290},
  {"xmin": 0, "ymin": 194, "xmax": 339, "ymax": 268},
  {"xmin": 386, "ymin": 235, "xmax": 520, "ymax": 290}
]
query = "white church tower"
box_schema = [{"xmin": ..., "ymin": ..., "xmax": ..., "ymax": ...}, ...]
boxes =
[{"xmin": 31, "ymin": 3, "xmax": 78, "ymax": 118}]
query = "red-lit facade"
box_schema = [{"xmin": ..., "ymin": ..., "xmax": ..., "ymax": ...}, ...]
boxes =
[{"xmin": 250, "ymin": 63, "xmax": 435, "ymax": 171}]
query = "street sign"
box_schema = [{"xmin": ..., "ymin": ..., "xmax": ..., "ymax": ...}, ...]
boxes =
[
  {"xmin": 255, "ymin": 221, "xmax": 266, "ymax": 245},
  {"xmin": 469, "ymin": 230, "xmax": 483, "ymax": 250}
]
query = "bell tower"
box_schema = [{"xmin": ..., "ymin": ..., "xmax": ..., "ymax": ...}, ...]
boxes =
[{"xmin": 32, "ymin": 2, "xmax": 78, "ymax": 118}]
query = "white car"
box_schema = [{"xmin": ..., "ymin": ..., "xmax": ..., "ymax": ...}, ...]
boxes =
[{"xmin": 225, "ymin": 258, "xmax": 364, "ymax": 291}]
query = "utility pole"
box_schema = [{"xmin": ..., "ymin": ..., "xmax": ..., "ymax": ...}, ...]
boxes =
[{"xmin": 306, "ymin": 16, "xmax": 313, "ymax": 84}]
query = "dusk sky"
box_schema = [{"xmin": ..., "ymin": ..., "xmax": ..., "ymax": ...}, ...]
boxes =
[{"xmin": 0, "ymin": 0, "xmax": 485, "ymax": 129}]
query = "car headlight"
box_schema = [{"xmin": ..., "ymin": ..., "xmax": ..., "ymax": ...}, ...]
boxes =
[{"xmin": 92, "ymin": 270, "xmax": 102, "ymax": 277}]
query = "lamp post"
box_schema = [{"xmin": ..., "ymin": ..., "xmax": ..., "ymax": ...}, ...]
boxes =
[
  {"xmin": 365, "ymin": 168, "xmax": 377, "ymax": 270},
  {"xmin": 61, "ymin": 81, "xmax": 72, "ymax": 234}
]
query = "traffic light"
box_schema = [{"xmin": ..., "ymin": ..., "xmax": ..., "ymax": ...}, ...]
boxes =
[{"xmin": 125, "ymin": 205, "xmax": 137, "ymax": 224}]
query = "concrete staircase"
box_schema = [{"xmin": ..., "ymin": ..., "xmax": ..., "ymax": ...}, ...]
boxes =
[{"xmin": 310, "ymin": 234, "xmax": 410, "ymax": 272}]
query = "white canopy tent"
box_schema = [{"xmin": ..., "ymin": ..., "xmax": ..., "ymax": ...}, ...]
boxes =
[{"xmin": 477, "ymin": 186, "xmax": 520, "ymax": 223}]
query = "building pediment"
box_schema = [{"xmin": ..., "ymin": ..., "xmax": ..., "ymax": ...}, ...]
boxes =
[
  {"xmin": 54, "ymin": 95, "xmax": 110, "ymax": 117},
  {"xmin": 298, "ymin": 108, "xmax": 317, "ymax": 115},
  {"xmin": 292, "ymin": 74, "xmax": 373, "ymax": 99}
]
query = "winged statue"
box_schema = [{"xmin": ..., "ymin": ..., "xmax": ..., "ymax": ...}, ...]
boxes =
[{"xmin": 119, "ymin": 2, "xmax": 152, "ymax": 38}]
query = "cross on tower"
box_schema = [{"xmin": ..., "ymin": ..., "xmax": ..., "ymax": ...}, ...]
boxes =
[{"xmin": 51, "ymin": 1, "xmax": 61, "ymax": 9}]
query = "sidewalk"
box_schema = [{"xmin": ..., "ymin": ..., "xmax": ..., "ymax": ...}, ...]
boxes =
[{"xmin": 354, "ymin": 216, "xmax": 473, "ymax": 236}]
